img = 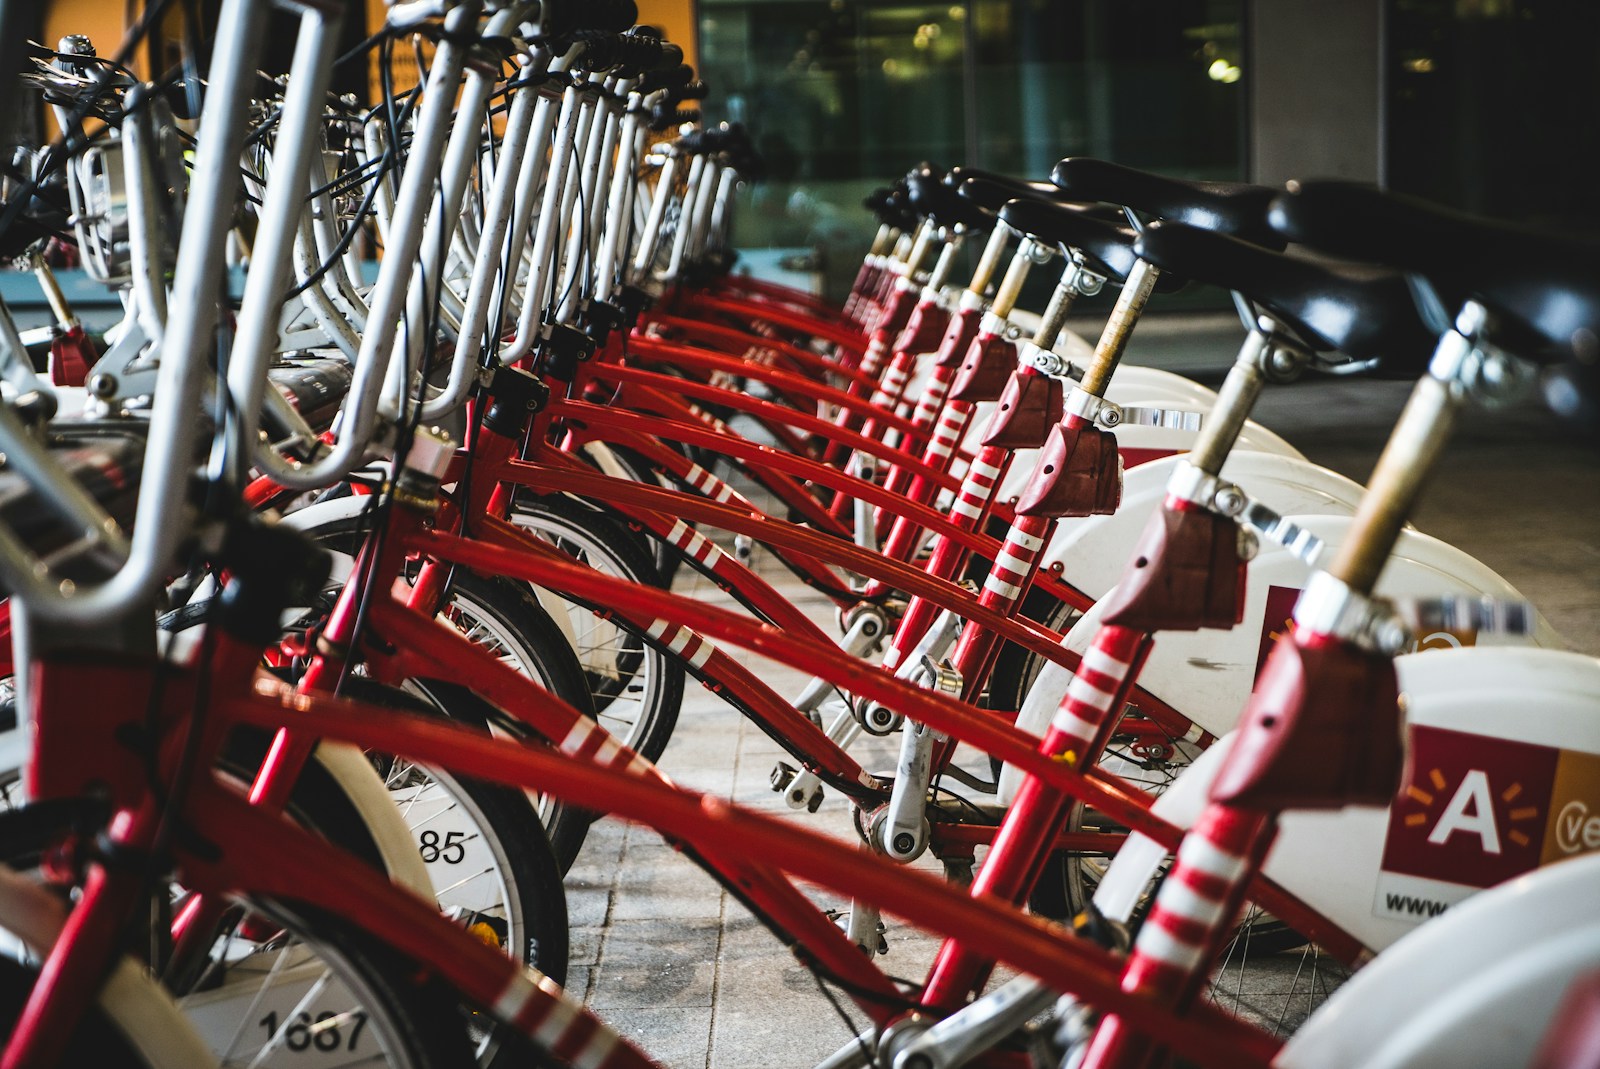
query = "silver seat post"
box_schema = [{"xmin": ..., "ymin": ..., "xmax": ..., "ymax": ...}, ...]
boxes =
[
  {"xmin": 507, "ymin": 49, "xmax": 591, "ymax": 361},
  {"xmin": 249, "ymin": 0, "xmax": 483, "ymax": 490},
  {"xmin": 420, "ymin": 37, "xmax": 547, "ymax": 420},
  {"xmin": 664, "ymin": 150, "xmax": 707, "ymax": 282},
  {"xmin": 592, "ymin": 83, "xmax": 651, "ymax": 303},
  {"xmin": 630, "ymin": 146, "xmax": 680, "ymax": 286}
]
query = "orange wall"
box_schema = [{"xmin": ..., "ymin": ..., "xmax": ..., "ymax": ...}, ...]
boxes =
[
  {"xmin": 635, "ymin": 0, "xmax": 699, "ymax": 71},
  {"xmin": 42, "ymin": 0, "xmax": 134, "ymax": 72},
  {"xmin": 39, "ymin": 0, "xmax": 698, "ymax": 105}
]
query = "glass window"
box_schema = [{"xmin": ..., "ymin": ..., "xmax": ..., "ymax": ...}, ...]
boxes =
[
  {"xmin": 699, "ymin": 0, "xmax": 1248, "ymax": 298},
  {"xmin": 1387, "ymin": 0, "xmax": 1600, "ymax": 234}
]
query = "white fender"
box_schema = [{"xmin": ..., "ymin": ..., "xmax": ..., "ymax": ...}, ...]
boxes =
[
  {"xmin": 0, "ymin": 719, "xmax": 436, "ymax": 904},
  {"xmin": 1276, "ymin": 852, "xmax": 1600, "ymax": 1069},
  {"xmin": 1092, "ymin": 648, "xmax": 1600, "ymax": 955},
  {"xmin": 1003, "ymin": 455, "xmax": 1374, "ymax": 803},
  {"xmin": 970, "ymin": 395, "xmax": 1299, "ymax": 507},
  {"xmin": 0, "ymin": 854, "xmax": 222, "ymax": 1066},
  {"xmin": 1043, "ymin": 451, "xmax": 1370, "ymax": 602},
  {"xmin": 1002, "ymin": 516, "xmax": 1564, "ymax": 804},
  {"xmin": 311, "ymin": 742, "xmax": 436, "ymax": 898}
]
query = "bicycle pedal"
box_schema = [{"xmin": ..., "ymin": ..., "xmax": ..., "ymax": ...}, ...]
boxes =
[{"xmin": 769, "ymin": 761, "xmax": 798, "ymax": 791}]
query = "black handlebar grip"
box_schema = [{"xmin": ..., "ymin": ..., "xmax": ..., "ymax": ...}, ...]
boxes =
[
  {"xmin": 650, "ymin": 107, "xmax": 700, "ymax": 131},
  {"xmin": 637, "ymin": 62, "xmax": 695, "ymax": 94},
  {"xmin": 542, "ymin": 0, "xmax": 637, "ymax": 38},
  {"xmin": 575, "ymin": 30, "xmax": 682, "ymax": 73},
  {"xmin": 656, "ymin": 41, "xmax": 686, "ymax": 70},
  {"xmin": 675, "ymin": 80, "xmax": 709, "ymax": 102}
]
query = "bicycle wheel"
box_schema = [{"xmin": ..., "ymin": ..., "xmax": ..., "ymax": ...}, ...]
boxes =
[
  {"xmin": 0, "ymin": 804, "xmax": 477, "ymax": 1069},
  {"xmin": 507, "ymin": 492, "xmax": 683, "ymax": 763},
  {"xmin": 577, "ymin": 442, "xmax": 685, "ymax": 586},
  {"xmin": 284, "ymin": 517, "xmax": 602, "ymax": 870},
  {"xmin": 403, "ymin": 572, "xmax": 599, "ymax": 871},
  {"xmin": 236, "ymin": 677, "xmax": 570, "ymax": 989}
]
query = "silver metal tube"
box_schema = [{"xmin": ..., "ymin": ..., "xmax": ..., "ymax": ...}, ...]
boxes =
[
  {"xmin": 420, "ymin": 52, "xmax": 542, "ymax": 420},
  {"xmin": 967, "ymin": 225, "xmax": 1010, "ymax": 296},
  {"xmin": 303, "ymin": 146, "xmax": 368, "ymax": 337},
  {"xmin": 923, "ymin": 234, "xmax": 963, "ymax": 294},
  {"xmin": 225, "ymin": 10, "xmax": 340, "ymax": 473},
  {"xmin": 382, "ymin": 5, "xmax": 518, "ymax": 414},
  {"xmin": 708, "ymin": 164, "xmax": 738, "ymax": 253},
  {"xmin": 631, "ymin": 151, "xmax": 679, "ymax": 281},
  {"xmin": 586, "ymin": 78, "xmax": 628, "ymax": 262},
  {"xmin": 1081, "ymin": 258, "xmax": 1159, "ymax": 397},
  {"xmin": 546, "ymin": 73, "xmax": 600, "ymax": 314},
  {"xmin": 121, "ymin": 101, "xmax": 168, "ymax": 346},
  {"xmin": 685, "ymin": 157, "xmax": 722, "ymax": 264},
  {"xmin": 34, "ymin": 0, "xmax": 269, "ymax": 622},
  {"xmin": 665, "ymin": 153, "xmax": 706, "ymax": 280},
  {"xmin": 592, "ymin": 93, "xmax": 643, "ymax": 300},
  {"xmin": 556, "ymin": 78, "xmax": 618, "ymax": 322},
  {"xmin": 252, "ymin": 0, "xmax": 481, "ymax": 491},
  {"xmin": 1187, "ymin": 329, "xmax": 1270, "ymax": 474},
  {"xmin": 508, "ymin": 73, "xmax": 586, "ymax": 357},
  {"xmin": 494, "ymin": 46, "xmax": 569, "ymax": 347}
]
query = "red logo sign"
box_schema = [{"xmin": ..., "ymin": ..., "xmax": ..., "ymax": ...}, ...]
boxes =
[
  {"xmin": 1118, "ymin": 447, "xmax": 1180, "ymax": 470},
  {"xmin": 1381, "ymin": 726, "xmax": 1560, "ymax": 890},
  {"xmin": 1252, "ymin": 584, "xmax": 1301, "ymax": 687}
]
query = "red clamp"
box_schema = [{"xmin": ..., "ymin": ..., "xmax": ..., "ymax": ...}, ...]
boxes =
[
  {"xmin": 1210, "ymin": 633, "xmax": 1404, "ymax": 811},
  {"xmin": 1097, "ymin": 504, "xmax": 1246, "ymax": 630},
  {"xmin": 933, "ymin": 306, "xmax": 984, "ymax": 368},
  {"xmin": 877, "ymin": 284, "xmax": 917, "ymax": 339},
  {"xmin": 48, "ymin": 325, "xmax": 96, "ymax": 387},
  {"xmin": 1015, "ymin": 418, "xmax": 1122, "ymax": 519},
  {"xmin": 950, "ymin": 331, "xmax": 1018, "ymax": 402},
  {"xmin": 893, "ymin": 299, "xmax": 950, "ymax": 356},
  {"xmin": 980, "ymin": 368, "xmax": 1062, "ymax": 449}
]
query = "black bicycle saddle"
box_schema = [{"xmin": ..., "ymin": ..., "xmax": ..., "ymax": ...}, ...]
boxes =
[
  {"xmin": 1051, "ymin": 157, "xmax": 1286, "ymax": 250},
  {"xmin": 905, "ymin": 166, "xmax": 990, "ymax": 231},
  {"xmin": 863, "ymin": 184, "xmax": 916, "ymax": 232},
  {"xmin": 1269, "ymin": 180, "xmax": 1600, "ymax": 363},
  {"xmin": 997, "ymin": 196, "xmax": 1186, "ymax": 292},
  {"xmin": 1133, "ymin": 220, "xmax": 1435, "ymax": 375}
]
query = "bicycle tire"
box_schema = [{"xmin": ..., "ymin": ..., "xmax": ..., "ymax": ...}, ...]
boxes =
[
  {"xmin": 286, "ymin": 677, "xmax": 570, "ymax": 987},
  {"xmin": 0, "ymin": 804, "xmax": 477, "ymax": 1069},
  {"xmin": 508, "ymin": 492, "xmax": 684, "ymax": 764},
  {"xmin": 579, "ymin": 442, "xmax": 685, "ymax": 586},
  {"xmin": 286, "ymin": 518, "xmax": 602, "ymax": 871},
  {"xmin": 405, "ymin": 572, "xmax": 600, "ymax": 871}
]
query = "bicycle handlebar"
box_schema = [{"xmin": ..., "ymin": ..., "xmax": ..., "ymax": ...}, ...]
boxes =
[
  {"xmin": 637, "ymin": 62, "xmax": 695, "ymax": 94},
  {"xmin": 540, "ymin": 0, "xmax": 639, "ymax": 39}
]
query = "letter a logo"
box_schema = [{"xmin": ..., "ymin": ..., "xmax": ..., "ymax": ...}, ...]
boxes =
[{"xmin": 1428, "ymin": 770, "xmax": 1502, "ymax": 855}]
